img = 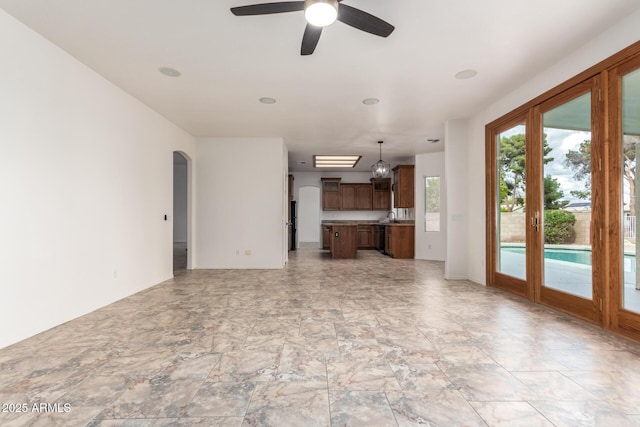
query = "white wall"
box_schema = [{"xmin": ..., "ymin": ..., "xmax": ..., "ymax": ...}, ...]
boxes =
[
  {"xmin": 465, "ymin": 9, "xmax": 640, "ymax": 285},
  {"xmin": 0, "ymin": 10, "xmax": 196, "ymax": 349},
  {"xmin": 444, "ymin": 120, "xmax": 468, "ymax": 279},
  {"xmin": 414, "ymin": 153, "xmax": 446, "ymax": 261},
  {"xmin": 195, "ymin": 137, "xmax": 286, "ymax": 269}
]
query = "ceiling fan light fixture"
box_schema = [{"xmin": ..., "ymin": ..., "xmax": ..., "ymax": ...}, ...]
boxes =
[
  {"xmin": 371, "ymin": 141, "xmax": 390, "ymax": 178},
  {"xmin": 304, "ymin": 0, "xmax": 338, "ymax": 27}
]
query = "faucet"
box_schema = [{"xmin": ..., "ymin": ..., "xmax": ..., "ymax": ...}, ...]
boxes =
[{"xmin": 387, "ymin": 210, "xmax": 396, "ymax": 223}]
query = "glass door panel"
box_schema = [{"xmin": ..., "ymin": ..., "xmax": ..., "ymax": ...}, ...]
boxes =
[
  {"xmin": 496, "ymin": 124, "xmax": 527, "ymax": 280},
  {"xmin": 622, "ymin": 67, "xmax": 640, "ymax": 313},
  {"xmin": 542, "ymin": 92, "xmax": 593, "ymax": 299}
]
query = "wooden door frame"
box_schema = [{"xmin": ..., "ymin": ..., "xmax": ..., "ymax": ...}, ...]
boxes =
[
  {"xmin": 486, "ymin": 113, "xmax": 531, "ymax": 300},
  {"xmin": 531, "ymin": 78, "xmax": 604, "ymax": 324},
  {"xmin": 609, "ymin": 55, "xmax": 640, "ymax": 339}
]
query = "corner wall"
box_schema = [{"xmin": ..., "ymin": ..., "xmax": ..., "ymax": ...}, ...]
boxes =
[
  {"xmin": 0, "ymin": 10, "xmax": 196, "ymax": 348},
  {"xmin": 195, "ymin": 137, "xmax": 286, "ymax": 269},
  {"xmin": 414, "ymin": 153, "xmax": 446, "ymax": 261},
  {"xmin": 445, "ymin": 120, "xmax": 469, "ymax": 279}
]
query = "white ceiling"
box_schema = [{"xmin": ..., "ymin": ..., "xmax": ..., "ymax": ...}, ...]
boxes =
[{"xmin": 1, "ymin": 0, "xmax": 638, "ymax": 172}]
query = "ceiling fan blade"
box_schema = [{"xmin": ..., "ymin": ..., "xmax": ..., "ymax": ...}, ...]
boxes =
[
  {"xmin": 231, "ymin": 1, "xmax": 305, "ymax": 16},
  {"xmin": 301, "ymin": 24, "xmax": 322, "ymax": 55},
  {"xmin": 337, "ymin": 4, "xmax": 394, "ymax": 37}
]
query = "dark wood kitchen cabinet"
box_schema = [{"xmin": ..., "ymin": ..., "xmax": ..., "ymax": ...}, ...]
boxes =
[
  {"xmin": 392, "ymin": 165, "xmax": 415, "ymax": 208},
  {"xmin": 357, "ymin": 225, "xmax": 373, "ymax": 249},
  {"xmin": 341, "ymin": 184, "xmax": 372, "ymax": 210},
  {"xmin": 371, "ymin": 178, "xmax": 391, "ymax": 210},
  {"xmin": 322, "ymin": 225, "xmax": 331, "ymax": 249},
  {"xmin": 385, "ymin": 225, "xmax": 415, "ymax": 258},
  {"xmin": 321, "ymin": 177, "xmax": 390, "ymax": 211},
  {"xmin": 321, "ymin": 178, "xmax": 341, "ymax": 210}
]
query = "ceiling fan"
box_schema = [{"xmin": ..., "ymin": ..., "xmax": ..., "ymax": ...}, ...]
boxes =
[{"xmin": 230, "ymin": 0, "xmax": 394, "ymax": 55}]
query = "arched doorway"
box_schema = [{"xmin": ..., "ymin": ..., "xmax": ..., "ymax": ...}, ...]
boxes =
[
  {"xmin": 299, "ymin": 186, "xmax": 321, "ymax": 247},
  {"xmin": 173, "ymin": 151, "xmax": 191, "ymax": 271}
]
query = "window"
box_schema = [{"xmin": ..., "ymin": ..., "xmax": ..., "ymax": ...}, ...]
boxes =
[{"xmin": 425, "ymin": 176, "xmax": 440, "ymax": 232}]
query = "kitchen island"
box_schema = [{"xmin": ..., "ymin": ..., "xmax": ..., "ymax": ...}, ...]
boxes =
[
  {"xmin": 326, "ymin": 224, "xmax": 358, "ymax": 259},
  {"xmin": 321, "ymin": 220, "xmax": 415, "ymax": 259}
]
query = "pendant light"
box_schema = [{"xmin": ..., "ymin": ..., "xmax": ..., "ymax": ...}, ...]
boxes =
[{"xmin": 371, "ymin": 141, "xmax": 390, "ymax": 178}]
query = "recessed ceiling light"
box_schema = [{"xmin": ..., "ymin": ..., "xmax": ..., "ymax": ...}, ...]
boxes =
[
  {"xmin": 159, "ymin": 67, "xmax": 181, "ymax": 77},
  {"xmin": 455, "ymin": 69, "xmax": 477, "ymax": 80},
  {"xmin": 259, "ymin": 97, "xmax": 276, "ymax": 104},
  {"xmin": 314, "ymin": 155, "xmax": 362, "ymax": 168},
  {"xmin": 362, "ymin": 98, "xmax": 379, "ymax": 105}
]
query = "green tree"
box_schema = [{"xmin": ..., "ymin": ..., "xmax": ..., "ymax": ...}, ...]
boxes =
[
  {"xmin": 564, "ymin": 140, "xmax": 592, "ymax": 200},
  {"xmin": 499, "ymin": 171, "xmax": 510, "ymax": 206},
  {"xmin": 544, "ymin": 175, "xmax": 568, "ymax": 210},
  {"xmin": 499, "ymin": 133, "xmax": 553, "ymax": 211},
  {"xmin": 622, "ymin": 136, "xmax": 638, "ymax": 216},
  {"xmin": 565, "ymin": 137, "xmax": 638, "ymax": 214}
]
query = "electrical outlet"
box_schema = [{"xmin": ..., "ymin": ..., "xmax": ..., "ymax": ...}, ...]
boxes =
[{"xmin": 245, "ymin": 250, "xmax": 252, "ymax": 256}]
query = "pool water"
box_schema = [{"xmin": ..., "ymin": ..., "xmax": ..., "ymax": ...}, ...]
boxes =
[
  {"xmin": 501, "ymin": 246, "xmax": 636, "ymax": 271},
  {"xmin": 502, "ymin": 246, "xmax": 591, "ymax": 265}
]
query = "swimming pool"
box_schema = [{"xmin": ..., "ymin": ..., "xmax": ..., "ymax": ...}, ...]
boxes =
[
  {"xmin": 501, "ymin": 246, "xmax": 591, "ymax": 265},
  {"xmin": 501, "ymin": 245, "xmax": 636, "ymax": 271}
]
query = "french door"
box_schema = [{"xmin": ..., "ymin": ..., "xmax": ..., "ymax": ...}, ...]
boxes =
[
  {"xmin": 487, "ymin": 79, "xmax": 603, "ymax": 323},
  {"xmin": 610, "ymin": 56, "xmax": 640, "ymax": 338},
  {"xmin": 487, "ymin": 43, "xmax": 640, "ymax": 337},
  {"xmin": 533, "ymin": 79, "xmax": 603, "ymax": 323},
  {"xmin": 487, "ymin": 115, "xmax": 531, "ymax": 299}
]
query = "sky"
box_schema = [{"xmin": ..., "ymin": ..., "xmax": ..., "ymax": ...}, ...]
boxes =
[{"xmin": 544, "ymin": 128, "xmax": 591, "ymax": 203}]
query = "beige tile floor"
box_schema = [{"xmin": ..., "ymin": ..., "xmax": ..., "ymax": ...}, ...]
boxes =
[{"xmin": 2, "ymin": 248, "xmax": 640, "ymax": 426}]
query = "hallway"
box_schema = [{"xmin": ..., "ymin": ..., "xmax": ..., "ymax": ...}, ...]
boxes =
[{"xmin": 1, "ymin": 248, "xmax": 640, "ymax": 425}]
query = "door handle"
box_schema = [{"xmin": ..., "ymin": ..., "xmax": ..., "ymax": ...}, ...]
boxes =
[{"xmin": 530, "ymin": 213, "xmax": 539, "ymax": 232}]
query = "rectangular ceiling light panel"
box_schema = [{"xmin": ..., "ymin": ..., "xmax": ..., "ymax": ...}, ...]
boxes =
[{"xmin": 314, "ymin": 155, "xmax": 362, "ymax": 168}]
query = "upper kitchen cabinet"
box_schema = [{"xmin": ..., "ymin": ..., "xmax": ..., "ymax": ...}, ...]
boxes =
[
  {"xmin": 321, "ymin": 178, "xmax": 341, "ymax": 210},
  {"xmin": 341, "ymin": 184, "xmax": 372, "ymax": 210},
  {"xmin": 370, "ymin": 178, "xmax": 391, "ymax": 210},
  {"xmin": 393, "ymin": 165, "xmax": 415, "ymax": 208}
]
